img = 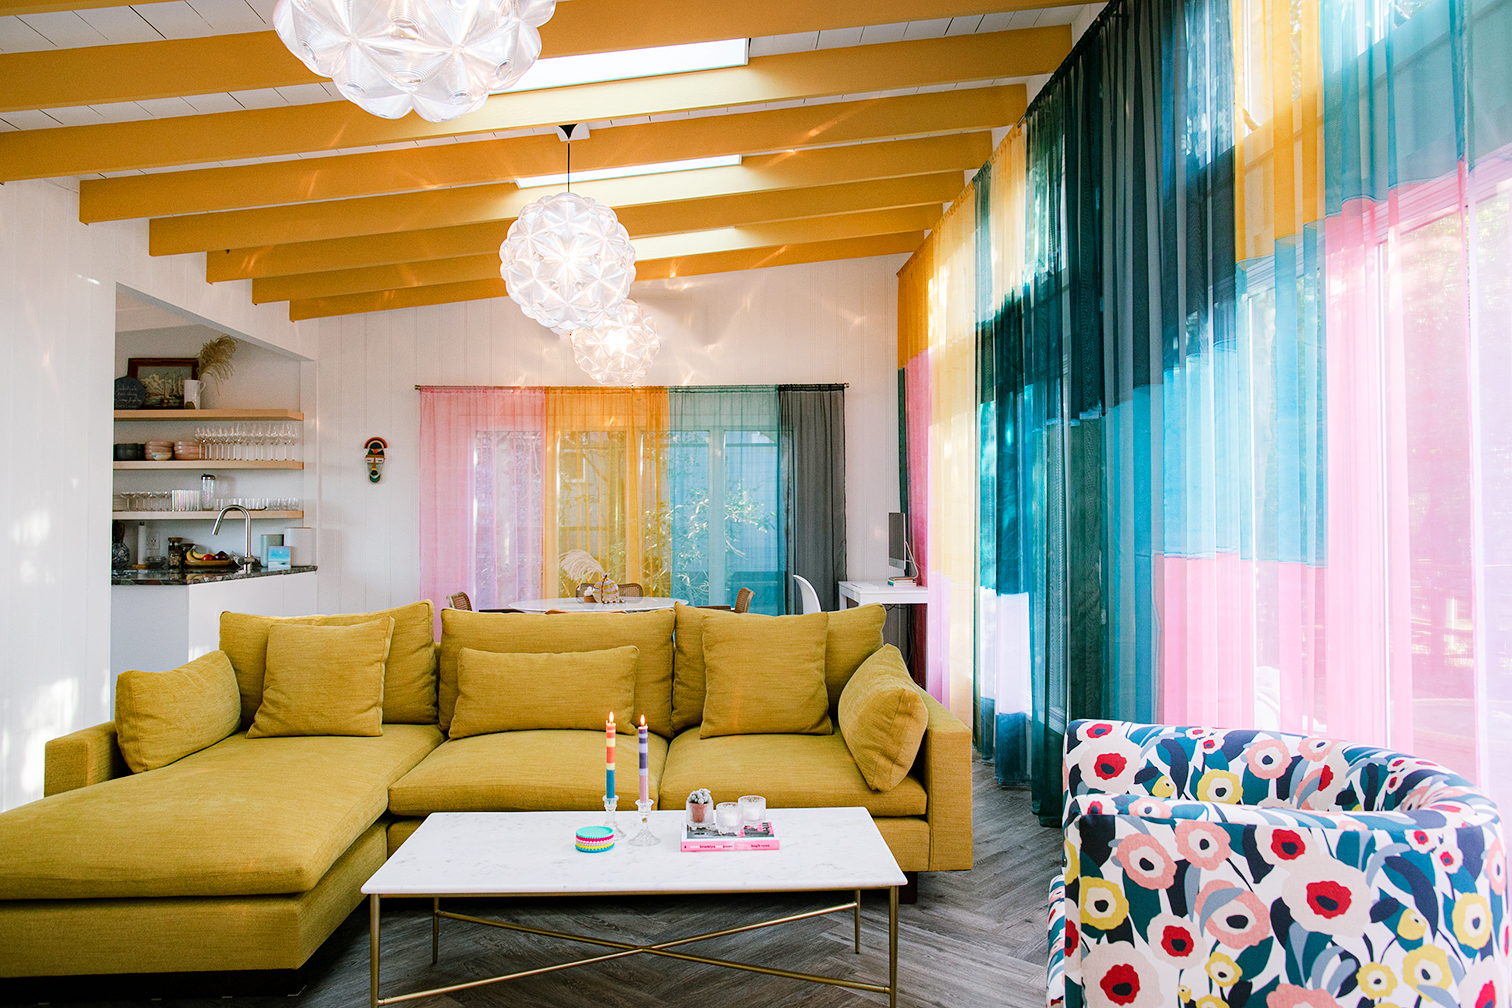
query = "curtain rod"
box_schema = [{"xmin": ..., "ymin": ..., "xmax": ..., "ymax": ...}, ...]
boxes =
[
  {"xmin": 414, "ymin": 383, "xmax": 850, "ymax": 391},
  {"xmin": 1013, "ymin": 0, "xmax": 1127, "ymax": 129}
]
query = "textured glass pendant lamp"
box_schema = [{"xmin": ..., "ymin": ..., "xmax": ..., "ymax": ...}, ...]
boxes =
[
  {"xmin": 569, "ymin": 299, "xmax": 659, "ymax": 385},
  {"xmin": 499, "ymin": 125, "xmax": 637, "ymax": 331},
  {"xmin": 273, "ymin": 0, "xmax": 557, "ymax": 122}
]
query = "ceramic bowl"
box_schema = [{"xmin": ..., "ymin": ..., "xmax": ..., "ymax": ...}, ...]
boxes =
[{"xmin": 113, "ymin": 443, "xmax": 146, "ymax": 461}]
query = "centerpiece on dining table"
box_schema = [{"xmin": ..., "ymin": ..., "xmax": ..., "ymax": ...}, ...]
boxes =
[{"xmin": 559, "ymin": 549, "xmax": 621, "ymax": 604}]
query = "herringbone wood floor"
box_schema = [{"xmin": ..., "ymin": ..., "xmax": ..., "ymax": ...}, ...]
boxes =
[{"xmin": 43, "ymin": 758, "xmax": 1060, "ymax": 1008}]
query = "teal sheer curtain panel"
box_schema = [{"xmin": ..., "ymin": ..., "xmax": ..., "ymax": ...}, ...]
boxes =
[
  {"xmin": 779, "ymin": 385, "xmax": 847, "ymax": 613},
  {"xmin": 666, "ymin": 388, "xmax": 784, "ymax": 614}
]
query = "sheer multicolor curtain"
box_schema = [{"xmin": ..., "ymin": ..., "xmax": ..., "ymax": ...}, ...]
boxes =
[
  {"xmin": 898, "ymin": 0, "xmax": 1512, "ymax": 819},
  {"xmin": 421, "ymin": 385, "xmax": 820, "ymax": 618}
]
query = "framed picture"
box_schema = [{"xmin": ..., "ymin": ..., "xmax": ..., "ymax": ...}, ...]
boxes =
[{"xmin": 127, "ymin": 357, "xmax": 198, "ymax": 409}]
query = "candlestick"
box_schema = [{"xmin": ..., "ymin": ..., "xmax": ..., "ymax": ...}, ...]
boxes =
[
  {"xmin": 638, "ymin": 714, "xmax": 649, "ymax": 803},
  {"xmin": 605, "ymin": 712, "xmax": 616, "ymax": 805}
]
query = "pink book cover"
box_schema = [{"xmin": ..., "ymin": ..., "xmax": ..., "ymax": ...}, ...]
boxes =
[{"xmin": 680, "ymin": 820, "xmax": 779, "ymax": 852}]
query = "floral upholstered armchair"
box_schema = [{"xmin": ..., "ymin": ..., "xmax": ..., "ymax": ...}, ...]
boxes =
[{"xmin": 1048, "ymin": 720, "xmax": 1508, "ymax": 1008}]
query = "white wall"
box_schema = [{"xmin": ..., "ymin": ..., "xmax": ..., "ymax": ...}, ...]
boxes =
[
  {"xmin": 0, "ymin": 178, "xmax": 309, "ymax": 812},
  {"xmin": 309, "ymin": 257, "xmax": 905, "ymax": 615}
]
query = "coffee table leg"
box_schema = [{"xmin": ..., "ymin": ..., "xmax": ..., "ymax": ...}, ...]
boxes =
[
  {"xmin": 369, "ymin": 894, "xmax": 380, "ymax": 1008},
  {"xmin": 432, "ymin": 897, "xmax": 440, "ymax": 964},
  {"xmin": 888, "ymin": 885, "xmax": 898, "ymax": 1008},
  {"xmin": 853, "ymin": 889, "xmax": 861, "ymax": 953}
]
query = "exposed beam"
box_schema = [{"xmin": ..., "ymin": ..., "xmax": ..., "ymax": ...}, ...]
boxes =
[
  {"xmin": 82, "ymin": 86, "xmax": 1023, "ymax": 222},
  {"xmin": 4, "ymin": 0, "xmax": 1084, "ymax": 112},
  {"xmin": 252, "ymin": 205, "xmax": 939, "ymax": 303},
  {"xmin": 0, "ymin": 28, "xmax": 1066, "ymax": 181},
  {"xmin": 207, "ymin": 173, "xmax": 962, "ymax": 282},
  {"xmin": 154, "ymin": 133, "xmax": 989, "ymax": 255},
  {"xmin": 286, "ymin": 232, "xmax": 925, "ymax": 320}
]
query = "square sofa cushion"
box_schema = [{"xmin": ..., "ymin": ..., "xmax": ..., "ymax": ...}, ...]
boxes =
[
  {"xmin": 449, "ymin": 645, "xmax": 640, "ymax": 738},
  {"xmin": 247, "ymin": 618, "xmax": 392, "ymax": 738},
  {"xmin": 438, "ymin": 608, "xmax": 674, "ymax": 737},
  {"xmin": 115, "ymin": 650, "xmax": 242, "ymax": 773},
  {"xmin": 837, "ymin": 645, "xmax": 928, "ymax": 791},
  {"xmin": 220, "ymin": 600, "xmax": 438, "ymax": 726},
  {"xmin": 700, "ymin": 610, "xmax": 831, "ymax": 737},
  {"xmin": 659, "ymin": 730, "xmax": 927, "ymax": 817},
  {"xmin": 672, "ymin": 602, "xmax": 885, "ymax": 732},
  {"xmin": 388, "ymin": 729, "xmax": 670, "ymax": 814}
]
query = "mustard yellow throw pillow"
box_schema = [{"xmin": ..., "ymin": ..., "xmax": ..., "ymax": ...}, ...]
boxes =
[
  {"xmin": 837, "ymin": 645, "xmax": 928, "ymax": 791},
  {"xmin": 449, "ymin": 646, "xmax": 640, "ymax": 739},
  {"xmin": 220, "ymin": 600, "xmax": 437, "ymax": 727},
  {"xmin": 115, "ymin": 650, "xmax": 241, "ymax": 773},
  {"xmin": 247, "ymin": 618, "xmax": 393, "ymax": 738},
  {"xmin": 700, "ymin": 610, "xmax": 830, "ymax": 738}
]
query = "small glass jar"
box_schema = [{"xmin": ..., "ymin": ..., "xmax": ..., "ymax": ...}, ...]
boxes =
[
  {"xmin": 166, "ymin": 537, "xmax": 188, "ymax": 569},
  {"xmin": 201, "ymin": 474, "xmax": 216, "ymax": 510},
  {"xmin": 714, "ymin": 802, "xmax": 742, "ymax": 834}
]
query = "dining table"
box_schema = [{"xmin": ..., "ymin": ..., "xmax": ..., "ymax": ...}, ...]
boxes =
[{"xmin": 507, "ymin": 597, "xmax": 686, "ymax": 613}]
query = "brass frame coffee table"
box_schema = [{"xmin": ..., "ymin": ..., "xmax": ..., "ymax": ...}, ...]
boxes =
[{"xmin": 362, "ymin": 807, "xmax": 905, "ymax": 1006}]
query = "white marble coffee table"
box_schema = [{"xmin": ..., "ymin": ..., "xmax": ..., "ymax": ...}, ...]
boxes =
[{"xmin": 362, "ymin": 807, "xmax": 906, "ymax": 1007}]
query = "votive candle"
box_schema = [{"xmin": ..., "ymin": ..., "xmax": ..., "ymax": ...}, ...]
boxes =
[
  {"xmin": 638, "ymin": 715, "xmax": 649, "ymax": 802},
  {"xmin": 605, "ymin": 713, "xmax": 616, "ymax": 801}
]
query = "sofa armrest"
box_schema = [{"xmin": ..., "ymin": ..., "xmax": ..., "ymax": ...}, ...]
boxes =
[
  {"xmin": 44, "ymin": 721, "xmax": 128, "ymax": 796},
  {"xmin": 913, "ymin": 691, "xmax": 973, "ymax": 871}
]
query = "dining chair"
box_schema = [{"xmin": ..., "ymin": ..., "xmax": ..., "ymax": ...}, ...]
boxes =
[
  {"xmin": 447, "ymin": 592, "xmax": 473, "ymax": 611},
  {"xmin": 733, "ymin": 587, "xmax": 754, "ymax": 613},
  {"xmin": 792, "ymin": 574, "xmax": 822, "ymax": 614}
]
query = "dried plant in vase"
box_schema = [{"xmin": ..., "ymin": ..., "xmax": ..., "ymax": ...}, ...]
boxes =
[
  {"xmin": 559, "ymin": 549, "xmax": 620, "ymax": 603},
  {"xmin": 197, "ymin": 336, "xmax": 238, "ymax": 386}
]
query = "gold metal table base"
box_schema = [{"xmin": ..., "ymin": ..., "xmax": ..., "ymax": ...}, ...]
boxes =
[{"xmin": 369, "ymin": 886, "xmax": 899, "ymax": 1007}]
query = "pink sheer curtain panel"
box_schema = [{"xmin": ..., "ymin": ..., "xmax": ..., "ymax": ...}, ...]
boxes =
[{"xmin": 419, "ymin": 387, "xmax": 546, "ymax": 618}]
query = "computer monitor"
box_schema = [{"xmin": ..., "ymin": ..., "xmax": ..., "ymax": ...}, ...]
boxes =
[{"xmin": 888, "ymin": 512, "xmax": 909, "ymax": 572}]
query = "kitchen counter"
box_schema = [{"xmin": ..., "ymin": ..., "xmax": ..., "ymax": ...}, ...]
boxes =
[
  {"xmin": 111, "ymin": 565, "xmax": 316, "ymax": 586},
  {"xmin": 111, "ymin": 567, "xmax": 318, "ymax": 675}
]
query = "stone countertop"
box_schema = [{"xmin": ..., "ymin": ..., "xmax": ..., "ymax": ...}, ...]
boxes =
[{"xmin": 111, "ymin": 565, "xmax": 317, "ymax": 586}]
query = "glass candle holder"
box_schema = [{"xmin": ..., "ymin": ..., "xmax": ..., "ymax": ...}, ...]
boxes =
[
  {"xmin": 629, "ymin": 797, "xmax": 660, "ymax": 846},
  {"xmin": 738, "ymin": 794, "xmax": 767, "ymax": 823},
  {"xmin": 714, "ymin": 801, "xmax": 742, "ymax": 834},
  {"xmin": 602, "ymin": 793, "xmax": 624, "ymax": 837}
]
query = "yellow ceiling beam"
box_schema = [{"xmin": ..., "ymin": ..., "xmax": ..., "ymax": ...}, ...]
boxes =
[
  {"xmin": 154, "ymin": 132, "xmax": 988, "ymax": 255},
  {"xmin": 252, "ymin": 205, "xmax": 939, "ymax": 303},
  {"xmin": 7, "ymin": 0, "xmax": 1083, "ymax": 112},
  {"xmin": 208, "ymin": 173, "xmax": 962, "ymax": 282},
  {"xmin": 0, "ymin": 28, "xmax": 1066, "ymax": 181},
  {"xmin": 0, "ymin": 33, "xmax": 313, "ymax": 114},
  {"xmin": 286, "ymin": 231, "xmax": 925, "ymax": 320},
  {"xmin": 82, "ymin": 86, "xmax": 1023, "ymax": 222}
]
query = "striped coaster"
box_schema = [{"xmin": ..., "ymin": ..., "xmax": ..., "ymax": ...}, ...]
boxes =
[{"xmin": 575, "ymin": 826, "xmax": 615, "ymax": 853}]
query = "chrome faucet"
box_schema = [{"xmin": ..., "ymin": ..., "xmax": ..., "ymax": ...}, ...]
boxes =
[{"xmin": 212, "ymin": 504, "xmax": 256, "ymax": 571}]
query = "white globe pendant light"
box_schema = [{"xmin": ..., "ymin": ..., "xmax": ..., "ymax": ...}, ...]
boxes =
[
  {"xmin": 569, "ymin": 300, "xmax": 659, "ymax": 385},
  {"xmin": 273, "ymin": 0, "xmax": 557, "ymax": 123},
  {"xmin": 499, "ymin": 190, "xmax": 636, "ymax": 331}
]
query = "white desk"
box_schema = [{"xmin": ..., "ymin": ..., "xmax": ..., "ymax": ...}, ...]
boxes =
[{"xmin": 838, "ymin": 580, "xmax": 928, "ymax": 607}]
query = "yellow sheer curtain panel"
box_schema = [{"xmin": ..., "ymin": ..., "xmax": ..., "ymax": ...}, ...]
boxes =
[
  {"xmin": 988, "ymin": 128, "xmax": 1027, "ymax": 306},
  {"xmin": 1232, "ymin": 0, "xmax": 1323, "ymax": 259},
  {"xmin": 544, "ymin": 388, "xmax": 671, "ymax": 598}
]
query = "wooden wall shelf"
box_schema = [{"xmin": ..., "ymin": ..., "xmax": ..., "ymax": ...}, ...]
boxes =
[
  {"xmin": 114, "ymin": 461, "xmax": 304, "ymax": 470},
  {"xmin": 115, "ymin": 409, "xmax": 304, "ymax": 421}
]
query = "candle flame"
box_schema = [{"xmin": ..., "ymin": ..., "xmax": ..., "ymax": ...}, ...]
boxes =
[{"xmin": 639, "ymin": 714, "xmax": 646, "ymax": 726}]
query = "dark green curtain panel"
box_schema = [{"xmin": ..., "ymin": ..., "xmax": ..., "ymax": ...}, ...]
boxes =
[
  {"xmin": 992, "ymin": 0, "xmax": 1237, "ymax": 822},
  {"xmin": 779, "ymin": 385, "xmax": 847, "ymax": 613}
]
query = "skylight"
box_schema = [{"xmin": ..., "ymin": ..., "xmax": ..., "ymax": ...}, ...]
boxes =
[
  {"xmin": 515, "ymin": 155, "xmax": 743, "ymax": 189},
  {"xmin": 504, "ymin": 38, "xmax": 749, "ymax": 94}
]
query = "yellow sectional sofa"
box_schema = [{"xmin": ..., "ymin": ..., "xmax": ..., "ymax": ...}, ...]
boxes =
[{"xmin": 0, "ymin": 599, "xmax": 973, "ymax": 982}]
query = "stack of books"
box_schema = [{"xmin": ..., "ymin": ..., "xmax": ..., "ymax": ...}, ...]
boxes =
[{"xmin": 681, "ymin": 820, "xmax": 779, "ymax": 852}]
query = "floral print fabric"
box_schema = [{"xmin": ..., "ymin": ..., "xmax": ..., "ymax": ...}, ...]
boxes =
[{"xmin": 1048, "ymin": 720, "xmax": 1508, "ymax": 1008}]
